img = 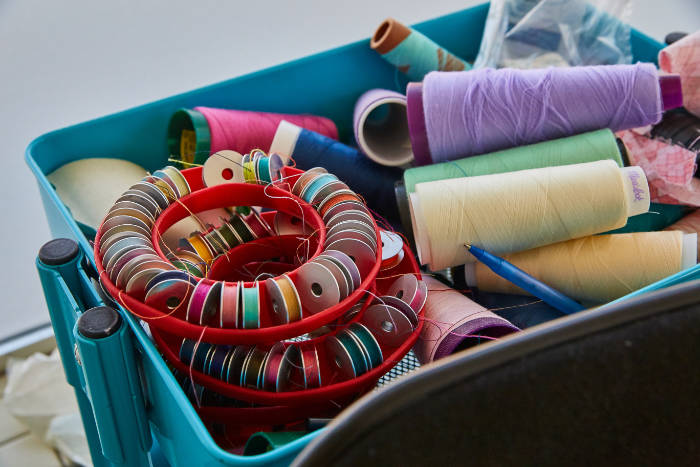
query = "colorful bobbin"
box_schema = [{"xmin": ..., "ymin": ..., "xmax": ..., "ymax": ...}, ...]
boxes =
[
  {"xmin": 322, "ymin": 250, "xmax": 362, "ymax": 291},
  {"xmin": 226, "ymin": 346, "xmax": 251, "ymax": 385},
  {"xmin": 187, "ymin": 234, "xmax": 215, "ymax": 263},
  {"xmin": 206, "ymin": 345, "xmax": 232, "ymax": 379},
  {"xmin": 312, "ymin": 257, "xmax": 350, "ymax": 300},
  {"xmin": 241, "ymin": 282, "xmax": 261, "ymax": 329},
  {"xmin": 186, "ymin": 280, "xmax": 215, "ymax": 325},
  {"xmin": 295, "ymin": 261, "xmax": 341, "ymax": 315},
  {"xmin": 378, "ymin": 295, "xmax": 419, "ymax": 328},
  {"xmin": 266, "ymin": 274, "xmax": 303, "ymax": 324},
  {"xmin": 325, "ymin": 237, "xmax": 376, "ymax": 277},
  {"xmin": 327, "ymin": 331, "xmax": 368, "ymax": 379},
  {"xmin": 299, "ymin": 346, "xmax": 322, "ymax": 389},
  {"xmin": 229, "ymin": 213, "xmax": 256, "ymax": 243},
  {"xmin": 241, "ymin": 346, "xmax": 268, "ymax": 388},
  {"xmin": 261, "ymin": 343, "xmax": 288, "ymax": 392},
  {"xmin": 362, "ymin": 301, "xmax": 415, "ymax": 348},
  {"xmin": 387, "ymin": 274, "xmax": 428, "ymax": 314},
  {"xmin": 145, "ymin": 277, "xmax": 197, "ymax": 316},
  {"xmin": 219, "ymin": 281, "xmax": 240, "ymax": 328},
  {"xmin": 348, "ymin": 322, "xmax": 383, "ymax": 369}
]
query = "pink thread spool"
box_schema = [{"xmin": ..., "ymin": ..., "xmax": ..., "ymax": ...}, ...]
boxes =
[
  {"xmin": 168, "ymin": 107, "xmax": 338, "ymax": 165},
  {"xmin": 414, "ymin": 277, "xmax": 518, "ymax": 364}
]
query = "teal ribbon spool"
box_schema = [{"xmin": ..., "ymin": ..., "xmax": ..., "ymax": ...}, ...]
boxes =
[{"xmin": 371, "ymin": 18, "xmax": 470, "ymax": 81}]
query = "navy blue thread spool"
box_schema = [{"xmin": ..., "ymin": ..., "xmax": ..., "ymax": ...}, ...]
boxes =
[
  {"xmin": 179, "ymin": 338, "xmax": 214, "ymax": 373},
  {"xmin": 193, "ymin": 343, "xmax": 214, "ymax": 373},
  {"xmin": 178, "ymin": 338, "xmax": 195, "ymax": 365},
  {"xmin": 206, "ymin": 345, "xmax": 232, "ymax": 379},
  {"xmin": 270, "ymin": 121, "xmax": 404, "ymax": 226}
]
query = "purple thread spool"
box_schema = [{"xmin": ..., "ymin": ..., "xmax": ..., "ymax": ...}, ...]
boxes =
[
  {"xmin": 407, "ymin": 64, "xmax": 682, "ymax": 165},
  {"xmin": 433, "ymin": 317, "xmax": 520, "ymax": 360}
]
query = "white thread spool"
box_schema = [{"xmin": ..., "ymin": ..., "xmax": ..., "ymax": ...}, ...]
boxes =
[
  {"xmin": 268, "ymin": 120, "xmax": 300, "ymax": 165},
  {"xmin": 410, "ymin": 160, "xmax": 650, "ymax": 271},
  {"xmin": 464, "ymin": 231, "xmax": 697, "ymax": 303}
]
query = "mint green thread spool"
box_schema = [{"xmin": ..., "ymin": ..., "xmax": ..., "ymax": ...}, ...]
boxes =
[
  {"xmin": 371, "ymin": 18, "xmax": 470, "ymax": 81},
  {"xmin": 403, "ymin": 129, "xmax": 624, "ymax": 193}
]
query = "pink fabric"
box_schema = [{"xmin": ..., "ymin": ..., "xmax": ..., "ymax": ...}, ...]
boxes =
[
  {"xmin": 195, "ymin": 107, "xmax": 338, "ymax": 156},
  {"xmin": 659, "ymin": 30, "xmax": 700, "ymax": 118},
  {"xmin": 618, "ymin": 129, "xmax": 700, "ymax": 206}
]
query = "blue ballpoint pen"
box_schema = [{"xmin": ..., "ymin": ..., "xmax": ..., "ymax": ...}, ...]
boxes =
[{"xmin": 464, "ymin": 244, "xmax": 585, "ymax": 315}]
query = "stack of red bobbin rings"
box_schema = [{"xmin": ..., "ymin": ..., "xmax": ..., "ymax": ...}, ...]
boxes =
[{"xmin": 95, "ymin": 149, "xmax": 427, "ymax": 409}]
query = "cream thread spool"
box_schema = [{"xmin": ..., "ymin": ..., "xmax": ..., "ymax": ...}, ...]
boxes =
[
  {"xmin": 410, "ymin": 160, "xmax": 650, "ymax": 271},
  {"xmin": 665, "ymin": 210, "xmax": 700, "ymax": 261},
  {"xmin": 464, "ymin": 231, "xmax": 697, "ymax": 303},
  {"xmin": 48, "ymin": 158, "xmax": 148, "ymax": 230}
]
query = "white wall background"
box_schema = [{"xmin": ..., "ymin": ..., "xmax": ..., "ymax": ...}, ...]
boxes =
[{"xmin": 0, "ymin": 0, "xmax": 698, "ymax": 341}]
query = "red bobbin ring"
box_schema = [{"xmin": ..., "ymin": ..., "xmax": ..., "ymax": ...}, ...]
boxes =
[
  {"xmin": 148, "ymin": 254, "xmax": 426, "ymax": 406},
  {"xmin": 95, "ymin": 167, "xmax": 383, "ymax": 345},
  {"xmin": 95, "ymin": 160, "xmax": 424, "ymax": 407}
]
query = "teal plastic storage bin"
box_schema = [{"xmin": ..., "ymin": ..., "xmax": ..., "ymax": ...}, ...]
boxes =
[{"xmin": 26, "ymin": 3, "xmax": 700, "ymax": 466}]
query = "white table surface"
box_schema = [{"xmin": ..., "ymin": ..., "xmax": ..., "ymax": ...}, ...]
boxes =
[{"xmin": 0, "ymin": 0, "xmax": 698, "ymax": 341}]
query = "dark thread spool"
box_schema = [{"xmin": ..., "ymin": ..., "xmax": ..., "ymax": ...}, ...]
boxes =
[{"xmin": 270, "ymin": 122, "xmax": 404, "ymax": 226}]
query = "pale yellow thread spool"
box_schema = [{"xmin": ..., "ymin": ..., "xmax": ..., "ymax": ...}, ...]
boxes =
[
  {"xmin": 464, "ymin": 231, "xmax": 697, "ymax": 303},
  {"xmin": 665, "ymin": 210, "xmax": 700, "ymax": 261},
  {"xmin": 410, "ymin": 160, "xmax": 650, "ymax": 271}
]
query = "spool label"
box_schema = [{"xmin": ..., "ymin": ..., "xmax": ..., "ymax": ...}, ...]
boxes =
[
  {"xmin": 180, "ymin": 129, "xmax": 197, "ymax": 164},
  {"xmin": 628, "ymin": 171, "xmax": 646, "ymax": 202}
]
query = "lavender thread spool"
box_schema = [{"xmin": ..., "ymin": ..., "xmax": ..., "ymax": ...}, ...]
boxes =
[{"xmin": 407, "ymin": 64, "xmax": 683, "ymax": 165}]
